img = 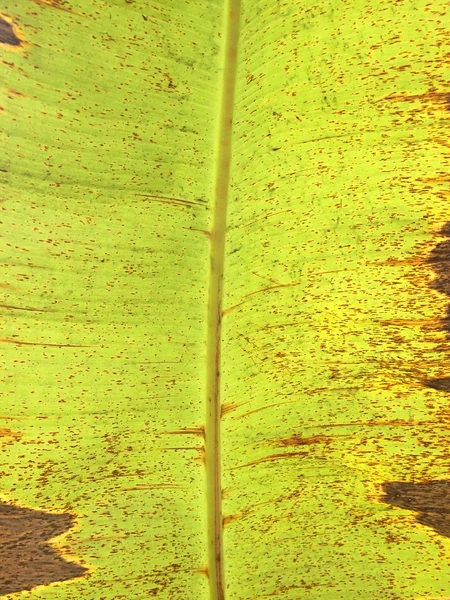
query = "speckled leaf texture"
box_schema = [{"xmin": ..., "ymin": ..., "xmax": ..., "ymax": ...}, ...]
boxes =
[{"xmin": 1, "ymin": 0, "xmax": 450, "ymax": 599}]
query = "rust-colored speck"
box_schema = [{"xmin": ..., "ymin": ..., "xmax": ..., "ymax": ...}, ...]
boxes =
[
  {"xmin": 381, "ymin": 480, "xmax": 450, "ymax": 539},
  {"xmin": 0, "ymin": 501, "xmax": 87, "ymax": 594}
]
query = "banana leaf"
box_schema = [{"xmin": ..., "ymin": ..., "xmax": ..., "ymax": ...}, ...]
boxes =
[{"xmin": 1, "ymin": 0, "xmax": 450, "ymax": 598}]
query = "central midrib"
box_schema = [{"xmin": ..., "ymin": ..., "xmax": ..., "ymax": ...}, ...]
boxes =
[{"xmin": 205, "ymin": 1, "xmax": 241, "ymax": 600}]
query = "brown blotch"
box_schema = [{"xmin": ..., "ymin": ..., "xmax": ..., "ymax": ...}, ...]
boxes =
[
  {"xmin": 0, "ymin": 16, "xmax": 21, "ymax": 46},
  {"xmin": 0, "ymin": 501, "xmax": 87, "ymax": 594},
  {"xmin": 381, "ymin": 480, "xmax": 450, "ymax": 539}
]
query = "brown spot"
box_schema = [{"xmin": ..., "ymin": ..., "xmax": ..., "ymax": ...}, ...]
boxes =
[
  {"xmin": 0, "ymin": 16, "xmax": 21, "ymax": 47},
  {"xmin": 7, "ymin": 88, "xmax": 25, "ymax": 98},
  {"xmin": 381, "ymin": 480, "xmax": 450, "ymax": 538},
  {"xmin": 0, "ymin": 501, "xmax": 86, "ymax": 594}
]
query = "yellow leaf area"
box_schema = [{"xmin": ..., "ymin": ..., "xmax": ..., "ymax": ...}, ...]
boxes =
[{"xmin": 1, "ymin": 0, "xmax": 450, "ymax": 599}]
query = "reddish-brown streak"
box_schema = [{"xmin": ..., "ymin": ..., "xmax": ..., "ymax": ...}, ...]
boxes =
[
  {"xmin": 135, "ymin": 194, "xmax": 204, "ymax": 209},
  {"xmin": 232, "ymin": 451, "xmax": 309, "ymax": 470},
  {"xmin": 0, "ymin": 338, "xmax": 91, "ymax": 347},
  {"xmin": 0, "ymin": 304, "xmax": 49, "ymax": 312},
  {"xmin": 275, "ymin": 434, "xmax": 341, "ymax": 447},
  {"xmin": 220, "ymin": 402, "xmax": 240, "ymax": 418},
  {"xmin": 28, "ymin": 0, "xmax": 77, "ymax": 13},
  {"xmin": 164, "ymin": 427, "xmax": 205, "ymax": 439}
]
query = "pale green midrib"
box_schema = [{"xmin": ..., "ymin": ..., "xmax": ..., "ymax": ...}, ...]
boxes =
[{"xmin": 205, "ymin": 1, "xmax": 241, "ymax": 600}]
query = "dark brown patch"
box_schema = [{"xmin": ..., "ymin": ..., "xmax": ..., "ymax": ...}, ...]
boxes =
[
  {"xmin": 424, "ymin": 377, "xmax": 450, "ymax": 392},
  {"xmin": 0, "ymin": 17, "xmax": 20, "ymax": 46},
  {"xmin": 427, "ymin": 230, "xmax": 450, "ymax": 297},
  {"xmin": 425, "ymin": 223, "xmax": 450, "ymax": 373},
  {"xmin": 381, "ymin": 480, "xmax": 450, "ymax": 538},
  {"xmin": 0, "ymin": 501, "xmax": 86, "ymax": 594}
]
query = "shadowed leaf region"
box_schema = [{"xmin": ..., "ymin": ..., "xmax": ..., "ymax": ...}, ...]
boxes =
[
  {"xmin": 381, "ymin": 481, "xmax": 450, "ymax": 539},
  {"xmin": 0, "ymin": 501, "xmax": 87, "ymax": 595}
]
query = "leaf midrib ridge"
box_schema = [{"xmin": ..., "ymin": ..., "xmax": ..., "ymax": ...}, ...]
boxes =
[{"xmin": 205, "ymin": 1, "xmax": 241, "ymax": 599}]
